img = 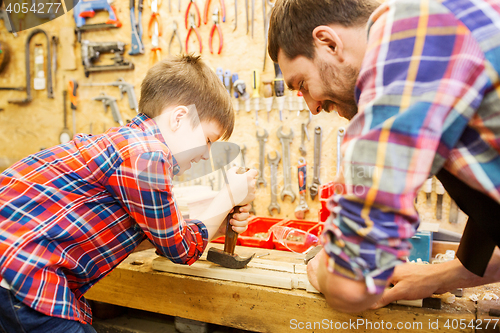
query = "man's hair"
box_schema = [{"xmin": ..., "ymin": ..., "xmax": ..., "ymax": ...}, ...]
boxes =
[
  {"xmin": 268, "ymin": 0, "xmax": 379, "ymax": 62},
  {"xmin": 139, "ymin": 54, "xmax": 234, "ymax": 140}
]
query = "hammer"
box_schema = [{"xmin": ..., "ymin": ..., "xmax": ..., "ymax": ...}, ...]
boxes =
[{"xmin": 207, "ymin": 167, "xmax": 255, "ymax": 269}]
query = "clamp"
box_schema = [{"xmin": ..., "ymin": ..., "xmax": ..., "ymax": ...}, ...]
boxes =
[
  {"xmin": 209, "ymin": 8, "xmax": 223, "ymax": 54},
  {"xmin": 168, "ymin": 21, "xmax": 183, "ymax": 55},
  {"xmin": 203, "ymin": 0, "xmax": 225, "ymax": 24},
  {"xmin": 147, "ymin": 0, "xmax": 162, "ymax": 38},
  {"xmin": 185, "ymin": 13, "xmax": 202, "ymax": 53},
  {"xmin": 184, "ymin": 0, "xmax": 201, "ymax": 29}
]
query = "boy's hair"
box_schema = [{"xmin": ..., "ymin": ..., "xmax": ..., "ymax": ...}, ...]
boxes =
[
  {"xmin": 139, "ymin": 54, "xmax": 234, "ymax": 140},
  {"xmin": 268, "ymin": 0, "xmax": 379, "ymax": 62}
]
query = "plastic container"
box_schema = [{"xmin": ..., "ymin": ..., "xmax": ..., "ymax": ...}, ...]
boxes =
[{"xmin": 271, "ymin": 219, "xmax": 322, "ymax": 252}]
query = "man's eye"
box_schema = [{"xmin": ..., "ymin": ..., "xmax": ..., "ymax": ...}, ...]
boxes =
[{"xmin": 299, "ymin": 81, "xmax": 304, "ymax": 91}]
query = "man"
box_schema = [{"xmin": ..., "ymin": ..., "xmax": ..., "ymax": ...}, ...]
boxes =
[{"xmin": 268, "ymin": 0, "xmax": 500, "ymax": 312}]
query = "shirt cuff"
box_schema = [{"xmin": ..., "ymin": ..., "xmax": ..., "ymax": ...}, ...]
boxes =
[
  {"xmin": 184, "ymin": 219, "xmax": 209, "ymax": 265},
  {"xmin": 321, "ymin": 195, "xmax": 408, "ymax": 294}
]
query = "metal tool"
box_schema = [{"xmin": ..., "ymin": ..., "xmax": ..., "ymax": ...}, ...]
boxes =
[
  {"xmin": 435, "ymin": 178, "xmax": 444, "ymax": 220},
  {"xmin": 245, "ymin": 0, "xmax": 249, "ymax": 34},
  {"xmin": 336, "ymin": 127, "xmax": 345, "ymax": 176},
  {"xmin": 268, "ymin": 150, "xmax": 281, "ymax": 215},
  {"xmin": 262, "ymin": 80, "xmax": 273, "ymax": 122},
  {"xmin": 73, "ymin": 0, "xmax": 122, "ymax": 42},
  {"xmin": 82, "ymin": 78, "xmax": 138, "ymax": 113},
  {"xmin": 93, "ymin": 93, "xmax": 124, "ymax": 126},
  {"xmin": 299, "ymin": 123, "xmax": 310, "ymax": 156},
  {"xmin": 148, "ymin": 0, "xmax": 162, "ymax": 64},
  {"xmin": 277, "ymin": 126, "xmax": 296, "ymax": 203},
  {"xmin": 256, "ymin": 129, "xmax": 268, "ymax": 188},
  {"xmin": 185, "ymin": 13, "xmax": 202, "ymax": 53},
  {"xmin": 129, "ymin": 0, "xmax": 145, "ymax": 55},
  {"xmin": 233, "ymin": 0, "xmax": 237, "ymax": 31},
  {"xmin": 274, "ymin": 62, "xmax": 285, "ymax": 121},
  {"xmin": 262, "ymin": 0, "xmax": 274, "ymax": 71},
  {"xmin": 207, "ymin": 167, "xmax": 255, "ymax": 269},
  {"xmin": 295, "ymin": 157, "xmax": 309, "ymax": 219},
  {"xmin": 252, "ymin": 69, "xmax": 260, "ymax": 126},
  {"xmin": 81, "ymin": 40, "xmax": 134, "ymax": 77},
  {"xmin": 233, "ymin": 74, "xmax": 250, "ymax": 113},
  {"xmin": 9, "ymin": 29, "xmax": 53, "ymax": 105},
  {"xmin": 209, "ymin": 8, "xmax": 223, "ymax": 54},
  {"xmin": 203, "ymin": 0, "xmax": 225, "ymax": 24},
  {"xmin": 68, "ymin": 80, "xmax": 78, "ymax": 137},
  {"xmin": 0, "ymin": 6, "xmax": 17, "ymax": 37},
  {"xmin": 51, "ymin": 36, "xmax": 58, "ymax": 89},
  {"xmin": 185, "ymin": 0, "xmax": 201, "ymax": 28},
  {"xmin": 168, "ymin": 21, "xmax": 183, "ymax": 55},
  {"xmin": 60, "ymin": 90, "xmax": 72, "ymax": 144},
  {"xmin": 309, "ymin": 126, "xmax": 322, "ymax": 200},
  {"xmin": 223, "ymin": 70, "xmax": 232, "ymax": 94}
]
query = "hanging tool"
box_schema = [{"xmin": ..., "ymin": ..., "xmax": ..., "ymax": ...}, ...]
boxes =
[
  {"xmin": 185, "ymin": 13, "xmax": 202, "ymax": 53},
  {"xmin": 336, "ymin": 127, "xmax": 345, "ymax": 176},
  {"xmin": 168, "ymin": 21, "xmax": 183, "ymax": 55},
  {"xmin": 209, "ymin": 8, "xmax": 223, "ymax": 54},
  {"xmin": 51, "ymin": 36, "xmax": 58, "ymax": 89},
  {"xmin": 203, "ymin": 0, "xmax": 225, "ymax": 24},
  {"xmin": 73, "ymin": 0, "xmax": 122, "ymax": 42},
  {"xmin": 252, "ymin": 69, "xmax": 260, "ymax": 126},
  {"xmin": 274, "ymin": 62, "xmax": 285, "ymax": 121},
  {"xmin": 185, "ymin": 0, "xmax": 201, "ymax": 28},
  {"xmin": 424, "ymin": 178, "xmax": 432, "ymax": 206},
  {"xmin": 262, "ymin": 0, "xmax": 274, "ymax": 71},
  {"xmin": 206, "ymin": 167, "xmax": 255, "ymax": 269},
  {"xmin": 68, "ymin": 80, "xmax": 78, "ymax": 136},
  {"xmin": 256, "ymin": 129, "xmax": 268, "ymax": 188},
  {"xmin": 8, "ymin": 29, "xmax": 53, "ymax": 105},
  {"xmin": 148, "ymin": 0, "xmax": 162, "ymax": 63},
  {"xmin": 267, "ymin": 150, "xmax": 281, "ymax": 215},
  {"xmin": 245, "ymin": 0, "xmax": 249, "ymax": 34},
  {"xmin": 223, "ymin": 70, "xmax": 231, "ymax": 94},
  {"xmin": 81, "ymin": 78, "xmax": 138, "ymax": 113},
  {"xmin": 93, "ymin": 92, "xmax": 125, "ymax": 126},
  {"xmin": 250, "ymin": 0, "xmax": 254, "ymax": 37},
  {"xmin": 309, "ymin": 126, "xmax": 322, "ymax": 200},
  {"xmin": 262, "ymin": 79, "xmax": 273, "ymax": 121},
  {"xmin": 0, "ymin": 5, "xmax": 17, "ymax": 37},
  {"xmin": 0, "ymin": 41, "xmax": 11, "ymax": 73},
  {"xmin": 294, "ymin": 158, "xmax": 309, "ymax": 219},
  {"xmin": 277, "ymin": 126, "xmax": 296, "ymax": 203},
  {"xmin": 33, "ymin": 44, "xmax": 45, "ymax": 91},
  {"xmin": 233, "ymin": 74, "xmax": 250, "ymax": 114},
  {"xmin": 81, "ymin": 41, "xmax": 135, "ymax": 77},
  {"xmin": 435, "ymin": 178, "xmax": 444, "ymax": 220},
  {"xmin": 233, "ymin": 0, "xmax": 237, "ymax": 31},
  {"xmin": 129, "ymin": 0, "xmax": 145, "ymax": 55},
  {"xmin": 60, "ymin": 90, "xmax": 72, "ymax": 144},
  {"xmin": 299, "ymin": 122, "xmax": 310, "ymax": 156}
]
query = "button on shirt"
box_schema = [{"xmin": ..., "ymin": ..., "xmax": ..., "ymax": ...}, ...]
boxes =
[
  {"xmin": 0, "ymin": 114, "xmax": 208, "ymax": 324},
  {"xmin": 324, "ymin": 0, "xmax": 500, "ymax": 293}
]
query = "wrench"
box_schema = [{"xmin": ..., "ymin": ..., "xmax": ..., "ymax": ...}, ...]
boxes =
[
  {"xmin": 309, "ymin": 126, "xmax": 322, "ymax": 200},
  {"xmin": 256, "ymin": 129, "xmax": 268, "ymax": 188},
  {"xmin": 336, "ymin": 127, "xmax": 345, "ymax": 176},
  {"xmin": 298, "ymin": 122, "xmax": 310, "ymax": 156},
  {"xmin": 277, "ymin": 126, "xmax": 296, "ymax": 203},
  {"xmin": 294, "ymin": 157, "xmax": 309, "ymax": 219},
  {"xmin": 267, "ymin": 150, "xmax": 281, "ymax": 215},
  {"xmin": 240, "ymin": 144, "xmax": 247, "ymax": 167}
]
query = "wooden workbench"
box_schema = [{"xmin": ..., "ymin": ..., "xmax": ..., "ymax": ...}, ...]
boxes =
[{"xmin": 85, "ymin": 244, "xmax": 496, "ymax": 333}]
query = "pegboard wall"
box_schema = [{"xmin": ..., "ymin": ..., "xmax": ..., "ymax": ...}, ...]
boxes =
[{"xmin": 0, "ymin": 0, "xmax": 466, "ymax": 233}]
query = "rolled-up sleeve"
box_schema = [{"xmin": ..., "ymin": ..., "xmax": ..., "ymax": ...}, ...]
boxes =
[{"xmin": 106, "ymin": 151, "xmax": 208, "ymax": 265}]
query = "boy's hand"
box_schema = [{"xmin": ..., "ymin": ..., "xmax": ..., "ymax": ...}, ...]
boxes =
[
  {"xmin": 226, "ymin": 167, "xmax": 258, "ymax": 206},
  {"xmin": 214, "ymin": 203, "xmax": 252, "ymax": 236}
]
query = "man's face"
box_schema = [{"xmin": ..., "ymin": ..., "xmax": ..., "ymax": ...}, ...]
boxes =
[{"xmin": 278, "ymin": 50, "xmax": 359, "ymax": 120}]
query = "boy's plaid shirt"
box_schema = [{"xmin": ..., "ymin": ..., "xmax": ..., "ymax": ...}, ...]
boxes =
[{"xmin": 0, "ymin": 113, "xmax": 208, "ymax": 324}]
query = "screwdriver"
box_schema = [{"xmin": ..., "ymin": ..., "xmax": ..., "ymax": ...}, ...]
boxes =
[
  {"xmin": 274, "ymin": 62, "xmax": 285, "ymax": 121},
  {"xmin": 68, "ymin": 79, "xmax": 79, "ymax": 136},
  {"xmin": 252, "ymin": 69, "xmax": 260, "ymax": 126},
  {"xmin": 262, "ymin": 79, "xmax": 273, "ymax": 122}
]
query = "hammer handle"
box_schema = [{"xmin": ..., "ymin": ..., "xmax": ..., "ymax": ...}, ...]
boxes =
[{"xmin": 224, "ymin": 205, "xmax": 241, "ymax": 255}]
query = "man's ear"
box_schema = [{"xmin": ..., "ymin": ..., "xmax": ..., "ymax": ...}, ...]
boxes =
[
  {"xmin": 312, "ymin": 25, "xmax": 344, "ymax": 61},
  {"xmin": 169, "ymin": 106, "xmax": 189, "ymax": 131}
]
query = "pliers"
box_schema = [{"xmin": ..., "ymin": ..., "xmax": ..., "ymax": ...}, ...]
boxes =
[
  {"xmin": 185, "ymin": 13, "xmax": 202, "ymax": 53},
  {"xmin": 209, "ymin": 8, "xmax": 223, "ymax": 54},
  {"xmin": 168, "ymin": 21, "xmax": 183, "ymax": 55},
  {"xmin": 147, "ymin": 0, "xmax": 162, "ymax": 38},
  {"xmin": 203, "ymin": 0, "xmax": 225, "ymax": 25},
  {"xmin": 184, "ymin": 0, "xmax": 201, "ymax": 29}
]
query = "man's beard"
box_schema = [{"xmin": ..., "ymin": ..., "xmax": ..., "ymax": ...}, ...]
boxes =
[{"xmin": 317, "ymin": 58, "xmax": 359, "ymax": 120}]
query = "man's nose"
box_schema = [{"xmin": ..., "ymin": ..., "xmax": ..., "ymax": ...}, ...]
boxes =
[{"xmin": 303, "ymin": 92, "xmax": 322, "ymax": 115}]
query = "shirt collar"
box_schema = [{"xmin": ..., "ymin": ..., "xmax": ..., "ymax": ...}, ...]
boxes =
[{"xmin": 129, "ymin": 113, "xmax": 181, "ymax": 176}]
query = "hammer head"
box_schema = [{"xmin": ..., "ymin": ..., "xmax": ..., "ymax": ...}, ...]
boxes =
[{"xmin": 207, "ymin": 247, "xmax": 255, "ymax": 269}]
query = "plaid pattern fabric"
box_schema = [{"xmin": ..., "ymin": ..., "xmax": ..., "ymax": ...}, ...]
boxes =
[
  {"xmin": 323, "ymin": 0, "xmax": 500, "ymax": 293},
  {"xmin": 0, "ymin": 114, "xmax": 208, "ymax": 324}
]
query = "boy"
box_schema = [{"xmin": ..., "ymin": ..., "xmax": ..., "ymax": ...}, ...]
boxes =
[{"xmin": 0, "ymin": 54, "xmax": 257, "ymax": 333}]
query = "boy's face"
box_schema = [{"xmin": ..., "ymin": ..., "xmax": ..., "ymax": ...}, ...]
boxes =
[{"xmin": 172, "ymin": 120, "xmax": 223, "ymax": 175}]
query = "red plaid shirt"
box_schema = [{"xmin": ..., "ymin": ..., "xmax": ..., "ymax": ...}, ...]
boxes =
[{"xmin": 0, "ymin": 114, "xmax": 208, "ymax": 324}]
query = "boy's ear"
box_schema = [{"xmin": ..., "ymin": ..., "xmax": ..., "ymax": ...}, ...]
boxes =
[
  {"xmin": 169, "ymin": 106, "xmax": 189, "ymax": 131},
  {"xmin": 312, "ymin": 25, "xmax": 344, "ymax": 61}
]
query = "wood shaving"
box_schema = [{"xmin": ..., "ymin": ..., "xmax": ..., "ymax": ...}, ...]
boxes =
[
  {"xmin": 482, "ymin": 292, "xmax": 499, "ymax": 300},
  {"xmin": 441, "ymin": 292, "xmax": 456, "ymax": 304},
  {"xmin": 469, "ymin": 294, "xmax": 479, "ymax": 302}
]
